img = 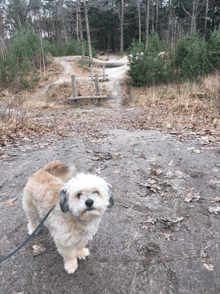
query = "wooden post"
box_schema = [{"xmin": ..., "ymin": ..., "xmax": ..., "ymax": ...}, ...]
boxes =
[
  {"xmin": 219, "ymin": 80, "xmax": 220, "ymax": 115},
  {"xmin": 95, "ymin": 74, "xmax": 100, "ymax": 96},
  {"xmin": 71, "ymin": 75, "xmax": 77, "ymax": 98},
  {"xmin": 103, "ymin": 65, "xmax": 105, "ymax": 81},
  {"xmin": 95, "ymin": 74, "xmax": 100, "ymax": 105},
  {"xmin": 91, "ymin": 64, "xmax": 94, "ymax": 80}
]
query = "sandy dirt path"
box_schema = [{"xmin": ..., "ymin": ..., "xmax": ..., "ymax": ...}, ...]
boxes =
[
  {"xmin": 22, "ymin": 53, "xmax": 128, "ymax": 106},
  {"xmin": 53, "ymin": 54, "xmax": 129, "ymax": 107}
]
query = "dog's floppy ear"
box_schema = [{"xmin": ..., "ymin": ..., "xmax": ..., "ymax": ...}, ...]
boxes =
[
  {"xmin": 59, "ymin": 189, "xmax": 69, "ymax": 213},
  {"xmin": 107, "ymin": 185, "xmax": 114, "ymax": 208}
]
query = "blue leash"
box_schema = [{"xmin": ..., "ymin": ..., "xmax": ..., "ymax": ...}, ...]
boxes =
[{"xmin": 0, "ymin": 204, "xmax": 56, "ymax": 264}]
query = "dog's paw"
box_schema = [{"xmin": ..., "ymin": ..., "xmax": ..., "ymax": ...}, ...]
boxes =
[
  {"xmin": 64, "ymin": 258, "xmax": 78, "ymax": 274},
  {"xmin": 77, "ymin": 248, "xmax": 90, "ymax": 260}
]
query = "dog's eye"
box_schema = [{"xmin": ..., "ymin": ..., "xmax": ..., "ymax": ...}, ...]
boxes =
[
  {"xmin": 77, "ymin": 192, "xmax": 82, "ymax": 198},
  {"xmin": 93, "ymin": 191, "xmax": 99, "ymax": 194}
]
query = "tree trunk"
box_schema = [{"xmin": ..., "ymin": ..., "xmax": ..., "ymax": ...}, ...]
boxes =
[
  {"xmin": 76, "ymin": 6, "xmax": 79, "ymax": 42},
  {"xmin": 191, "ymin": 0, "xmax": 197, "ymax": 34},
  {"xmin": 156, "ymin": 0, "xmax": 159, "ymax": 31},
  {"xmin": 39, "ymin": 28, "xmax": 46, "ymax": 75},
  {"xmin": 83, "ymin": 0, "xmax": 92, "ymax": 64},
  {"xmin": 59, "ymin": 0, "xmax": 68, "ymax": 43},
  {"xmin": 0, "ymin": 11, "xmax": 6, "ymax": 59},
  {"xmin": 145, "ymin": 0, "xmax": 150, "ymax": 50},
  {"xmin": 77, "ymin": 0, "xmax": 85, "ymax": 62},
  {"xmin": 137, "ymin": 0, "xmax": 141, "ymax": 44},
  {"xmin": 120, "ymin": 0, "xmax": 124, "ymax": 53},
  {"xmin": 151, "ymin": 0, "xmax": 154, "ymax": 32},
  {"xmin": 167, "ymin": 0, "xmax": 172, "ymax": 45},
  {"xmin": 204, "ymin": 0, "xmax": 209, "ymax": 40}
]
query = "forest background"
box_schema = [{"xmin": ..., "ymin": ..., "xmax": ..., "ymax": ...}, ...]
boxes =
[{"xmin": 0, "ymin": 0, "xmax": 220, "ymax": 89}]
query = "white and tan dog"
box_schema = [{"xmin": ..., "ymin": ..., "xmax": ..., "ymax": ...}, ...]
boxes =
[{"xmin": 23, "ymin": 161, "xmax": 114, "ymax": 274}]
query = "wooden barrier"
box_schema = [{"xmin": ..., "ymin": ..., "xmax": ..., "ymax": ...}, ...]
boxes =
[
  {"xmin": 90, "ymin": 65, "xmax": 108, "ymax": 81},
  {"xmin": 67, "ymin": 74, "xmax": 108, "ymax": 104}
]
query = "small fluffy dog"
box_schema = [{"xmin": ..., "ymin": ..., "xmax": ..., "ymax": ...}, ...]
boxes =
[{"xmin": 23, "ymin": 161, "xmax": 114, "ymax": 274}]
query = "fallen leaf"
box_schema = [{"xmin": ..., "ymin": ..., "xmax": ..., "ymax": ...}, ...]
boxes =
[
  {"xmin": 23, "ymin": 136, "xmax": 32, "ymax": 142},
  {"xmin": 208, "ymin": 207, "xmax": 220, "ymax": 214},
  {"xmin": 211, "ymin": 197, "xmax": 220, "ymax": 202},
  {"xmin": 92, "ymin": 156, "xmax": 101, "ymax": 161},
  {"xmin": 167, "ymin": 216, "xmax": 184, "ymax": 223},
  {"xmin": 175, "ymin": 170, "xmax": 186, "ymax": 178},
  {"xmin": 6, "ymin": 198, "xmax": 18, "ymax": 207},
  {"xmin": 86, "ymin": 149, "xmax": 93, "ymax": 153},
  {"xmin": 203, "ymin": 263, "xmax": 214, "ymax": 271},
  {"xmin": 151, "ymin": 169, "xmax": 163, "ymax": 176},
  {"xmin": 94, "ymin": 167, "xmax": 101, "ymax": 174},
  {"xmin": 124, "ymin": 241, "xmax": 131, "ymax": 247},
  {"xmin": 146, "ymin": 218, "xmax": 156, "ymax": 224},
  {"xmin": 194, "ymin": 149, "xmax": 201, "ymax": 154},
  {"xmin": 30, "ymin": 242, "xmax": 46, "ymax": 256},
  {"xmin": 200, "ymin": 249, "xmax": 207, "ymax": 258},
  {"xmin": 187, "ymin": 147, "xmax": 195, "ymax": 150},
  {"xmin": 184, "ymin": 193, "xmax": 201, "ymax": 203},
  {"xmin": 160, "ymin": 232, "xmax": 175, "ymax": 241},
  {"xmin": 159, "ymin": 216, "xmax": 184, "ymax": 226},
  {"xmin": 168, "ymin": 160, "xmax": 174, "ymax": 166}
]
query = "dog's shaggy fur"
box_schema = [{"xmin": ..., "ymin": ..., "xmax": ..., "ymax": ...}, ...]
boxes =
[{"xmin": 23, "ymin": 161, "xmax": 114, "ymax": 274}]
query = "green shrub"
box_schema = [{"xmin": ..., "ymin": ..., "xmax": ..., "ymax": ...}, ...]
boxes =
[
  {"xmin": 10, "ymin": 24, "xmax": 40, "ymax": 66},
  {"xmin": 0, "ymin": 24, "xmax": 96, "ymax": 89},
  {"xmin": 42, "ymin": 39, "xmax": 59, "ymax": 56},
  {"xmin": 127, "ymin": 33, "xmax": 172, "ymax": 86},
  {"xmin": 0, "ymin": 24, "xmax": 41, "ymax": 89},
  {"xmin": 208, "ymin": 26, "xmax": 220, "ymax": 70},
  {"xmin": 127, "ymin": 32, "xmax": 215, "ymax": 86},
  {"xmin": 128, "ymin": 53, "xmax": 173, "ymax": 86},
  {"xmin": 173, "ymin": 33, "xmax": 210, "ymax": 80},
  {"xmin": 147, "ymin": 32, "xmax": 162, "ymax": 55},
  {"xmin": 43, "ymin": 39, "xmax": 97, "ymax": 58}
]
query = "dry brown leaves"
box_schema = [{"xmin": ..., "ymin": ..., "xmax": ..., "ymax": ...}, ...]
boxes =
[
  {"xmin": 70, "ymin": 60, "xmax": 100, "ymax": 77},
  {"xmin": 44, "ymin": 79, "xmax": 105, "ymax": 106},
  {"xmin": 121, "ymin": 74, "xmax": 220, "ymax": 144},
  {"xmin": 0, "ymin": 60, "xmax": 63, "ymax": 102},
  {"xmin": 0, "ymin": 111, "xmax": 56, "ymax": 148},
  {"xmin": 30, "ymin": 242, "xmax": 46, "ymax": 256},
  {"xmin": 0, "ymin": 197, "xmax": 19, "ymax": 207}
]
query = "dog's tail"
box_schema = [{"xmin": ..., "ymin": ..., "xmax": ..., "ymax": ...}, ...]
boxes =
[{"xmin": 44, "ymin": 161, "xmax": 74, "ymax": 181}]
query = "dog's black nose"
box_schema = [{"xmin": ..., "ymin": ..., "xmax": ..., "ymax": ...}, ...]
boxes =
[{"xmin": 85, "ymin": 199, "xmax": 94, "ymax": 208}]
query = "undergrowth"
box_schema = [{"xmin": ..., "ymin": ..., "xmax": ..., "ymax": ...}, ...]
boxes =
[
  {"xmin": 127, "ymin": 29, "xmax": 220, "ymax": 87},
  {"xmin": 123, "ymin": 73, "xmax": 220, "ymax": 118}
]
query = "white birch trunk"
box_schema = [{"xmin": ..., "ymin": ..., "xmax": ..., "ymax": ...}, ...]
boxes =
[
  {"xmin": 145, "ymin": 0, "xmax": 150, "ymax": 50},
  {"xmin": 83, "ymin": 0, "xmax": 92, "ymax": 64},
  {"xmin": 120, "ymin": 0, "xmax": 124, "ymax": 53},
  {"xmin": 77, "ymin": 0, "xmax": 85, "ymax": 62},
  {"xmin": 137, "ymin": 0, "xmax": 141, "ymax": 44},
  {"xmin": 204, "ymin": 0, "xmax": 209, "ymax": 40}
]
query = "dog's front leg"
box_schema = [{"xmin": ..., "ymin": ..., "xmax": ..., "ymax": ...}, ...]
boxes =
[
  {"xmin": 64, "ymin": 257, "xmax": 78, "ymax": 274},
  {"xmin": 57, "ymin": 246, "xmax": 78, "ymax": 274}
]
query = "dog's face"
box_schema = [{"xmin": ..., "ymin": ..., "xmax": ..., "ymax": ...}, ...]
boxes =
[{"xmin": 59, "ymin": 174, "xmax": 114, "ymax": 221}]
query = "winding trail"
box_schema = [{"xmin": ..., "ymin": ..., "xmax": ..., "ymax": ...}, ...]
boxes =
[
  {"xmin": 53, "ymin": 54, "xmax": 129, "ymax": 107},
  {"xmin": 24, "ymin": 54, "xmax": 129, "ymax": 107}
]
